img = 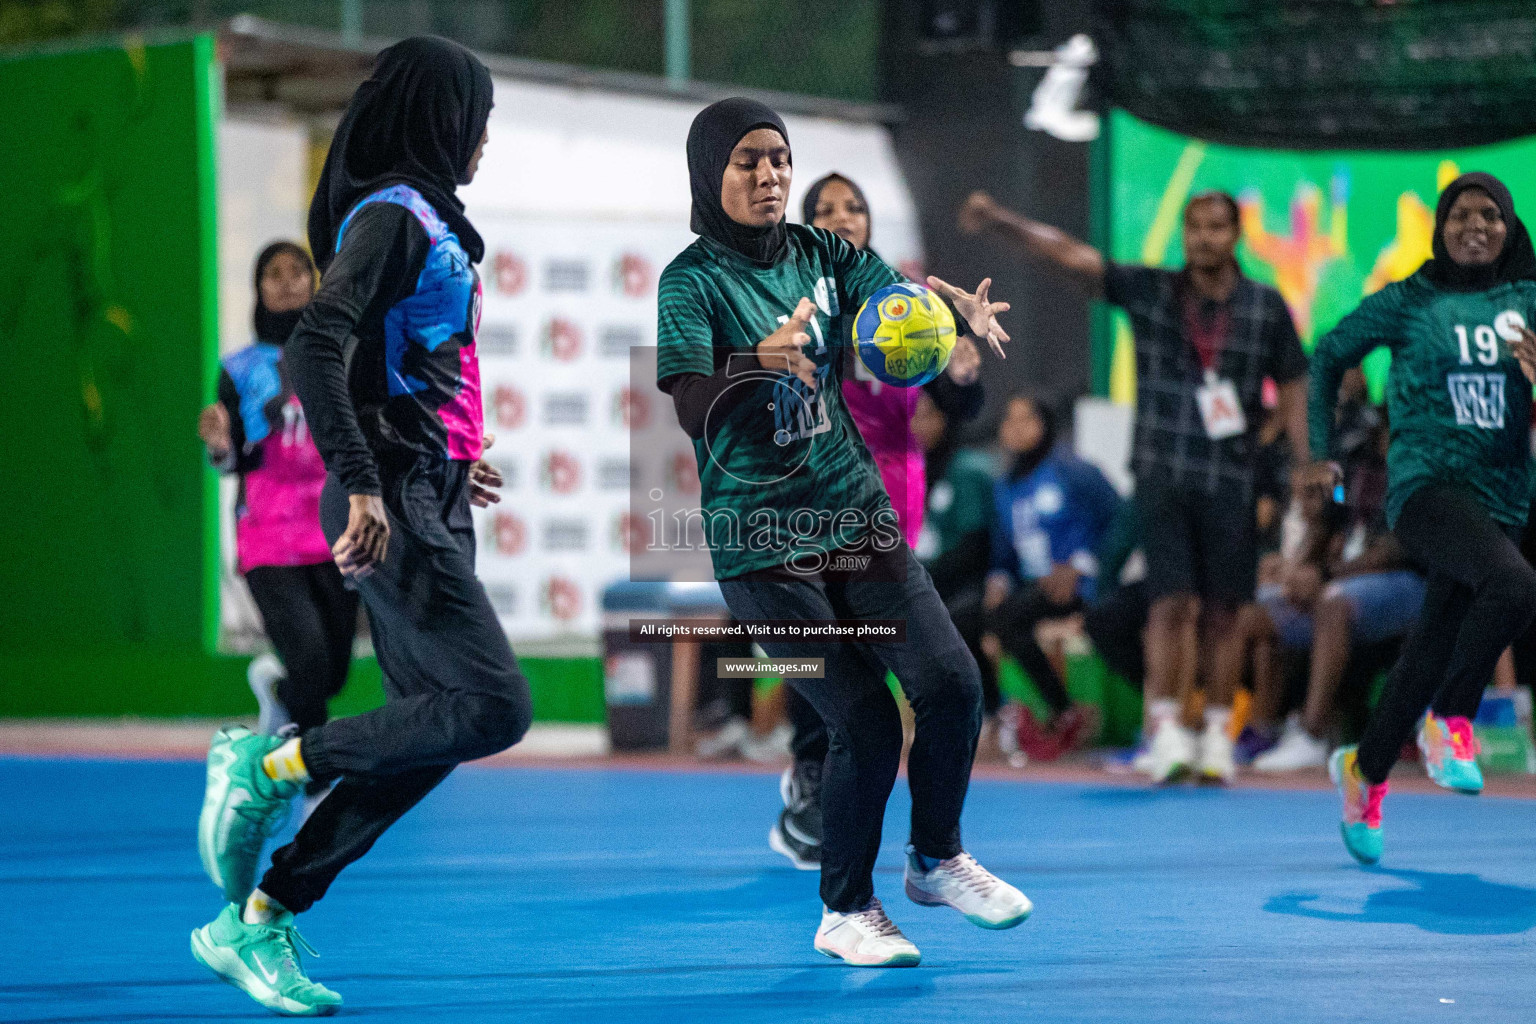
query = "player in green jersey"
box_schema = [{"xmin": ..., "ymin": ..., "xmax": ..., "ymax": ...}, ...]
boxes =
[
  {"xmin": 657, "ymin": 98, "xmax": 1029, "ymax": 966},
  {"xmin": 1309, "ymin": 172, "xmax": 1536, "ymax": 864}
]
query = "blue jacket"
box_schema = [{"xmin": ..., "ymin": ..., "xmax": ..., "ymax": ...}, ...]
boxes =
[{"xmin": 990, "ymin": 451, "xmax": 1121, "ymax": 601}]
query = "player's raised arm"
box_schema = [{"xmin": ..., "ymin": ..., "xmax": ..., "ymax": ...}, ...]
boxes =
[{"xmin": 959, "ymin": 191, "xmax": 1105, "ymax": 294}]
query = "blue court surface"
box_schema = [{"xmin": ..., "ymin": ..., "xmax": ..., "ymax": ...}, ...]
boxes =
[{"xmin": 4, "ymin": 758, "xmax": 1536, "ymax": 1023}]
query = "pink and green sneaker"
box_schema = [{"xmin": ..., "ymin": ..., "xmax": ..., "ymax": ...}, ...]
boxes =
[
  {"xmin": 1329, "ymin": 746, "xmax": 1387, "ymax": 865},
  {"xmin": 1417, "ymin": 712, "xmax": 1484, "ymax": 794}
]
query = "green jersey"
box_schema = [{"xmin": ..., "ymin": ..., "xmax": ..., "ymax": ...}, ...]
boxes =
[
  {"xmin": 916, "ymin": 449, "xmax": 995, "ymax": 564},
  {"xmin": 1309, "ymin": 271, "xmax": 1536, "ymax": 528},
  {"xmin": 657, "ymin": 224, "xmax": 905, "ymax": 579}
]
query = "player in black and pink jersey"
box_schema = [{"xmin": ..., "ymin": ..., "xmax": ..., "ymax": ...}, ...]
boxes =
[
  {"xmin": 190, "ymin": 38, "xmax": 530, "ymax": 1015},
  {"xmin": 199, "ymin": 242, "xmax": 357, "ymax": 768}
]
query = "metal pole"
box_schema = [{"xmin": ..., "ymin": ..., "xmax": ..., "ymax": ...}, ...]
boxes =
[
  {"xmin": 665, "ymin": 0, "xmax": 690, "ymax": 88},
  {"xmin": 340, "ymin": 0, "xmax": 363, "ymax": 46}
]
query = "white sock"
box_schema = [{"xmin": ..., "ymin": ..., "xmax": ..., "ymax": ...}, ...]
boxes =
[
  {"xmin": 1148, "ymin": 699, "xmax": 1180, "ymax": 727},
  {"xmin": 242, "ymin": 888, "xmax": 286, "ymax": 925},
  {"xmin": 1204, "ymin": 706, "xmax": 1233, "ymax": 733}
]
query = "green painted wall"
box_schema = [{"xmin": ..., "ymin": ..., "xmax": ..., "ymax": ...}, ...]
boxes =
[
  {"xmin": 0, "ymin": 652, "xmax": 605, "ymax": 722},
  {"xmin": 0, "ymin": 36, "xmax": 221, "ymax": 704}
]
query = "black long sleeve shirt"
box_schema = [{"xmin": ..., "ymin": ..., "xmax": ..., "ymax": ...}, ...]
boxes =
[{"xmin": 285, "ymin": 203, "xmax": 433, "ymax": 496}]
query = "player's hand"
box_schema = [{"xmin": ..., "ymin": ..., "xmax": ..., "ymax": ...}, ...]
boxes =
[
  {"xmin": 1293, "ymin": 460, "xmax": 1340, "ymax": 496},
  {"xmin": 334, "ymin": 493, "xmax": 389, "ymax": 580},
  {"xmin": 198, "ymin": 402, "xmax": 232, "ymax": 458},
  {"xmin": 946, "ymin": 335, "xmax": 981, "ymax": 386},
  {"xmin": 927, "ymin": 275, "xmax": 1011, "ymax": 359},
  {"xmin": 1512, "ymin": 326, "xmax": 1536, "ymax": 385},
  {"xmin": 470, "ymin": 433, "xmax": 503, "ymax": 507},
  {"xmin": 757, "ymin": 297, "xmax": 818, "ymax": 389},
  {"xmin": 983, "ymin": 572, "xmax": 1011, "ymax": 611},
  {"xmin": 958, "ymin": 191, "xmax": 1000, "ymax": 235}
]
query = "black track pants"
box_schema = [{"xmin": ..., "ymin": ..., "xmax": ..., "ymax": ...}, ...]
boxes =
[
  {"xmin": 720, "ymin": 545, "xmax": 983, "ymax": 912},
  {"xmin": 245, "ymin": 562, "xmax": 359, "ymax": 733},
  {"xmin": 260, "ymin": 457, "xmax": 532, "ymax": 912},
  {"xmin": 1357, "ymin": 485, "xmax": 1536, "ymax": 784}
]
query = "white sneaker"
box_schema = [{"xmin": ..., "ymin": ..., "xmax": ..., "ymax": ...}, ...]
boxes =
[
  {"xmin": 741, "ymin": 723, "xmax": 792, "ymax": 763},
  {"xmin": 1143, "ymin": 718, "xmax": 1196, "ymax": 784},
  {"xmin": 1197, "ymin": 721, "xmax": 1237, "ymax": 784},
  {"xmin": 1252, "ymin": 717, "xmax": 1329, "ymax": 771},
  {"xmin": 694, "ymin": 716, "xmax": 750, "ymax": 760},
  {"xmin": 904, "ymin": 850, "xmax": 1032, "ymax": 929},
  {"xmin": 247, "ymin": 654, "xmax": 292, "ymax": 736},
  {"xmin": 813, "ymin": 898, "xmax": 921, "ymax": 967}
]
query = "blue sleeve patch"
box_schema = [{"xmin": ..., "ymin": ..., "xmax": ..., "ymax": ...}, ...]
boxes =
[{"xmin": 222, "ymin": 343, "xmax": 284, "ymax": 445}]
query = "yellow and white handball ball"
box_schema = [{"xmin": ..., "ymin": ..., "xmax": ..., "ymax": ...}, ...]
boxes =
[{"xmin": 852, "ymin": 282, "xmax": 957, "ymax": 387}]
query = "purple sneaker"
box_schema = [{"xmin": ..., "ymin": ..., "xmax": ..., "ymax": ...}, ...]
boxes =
[{"xmin": 1234, "ymin": 724, "xmax": 1279, "ymax": 765}]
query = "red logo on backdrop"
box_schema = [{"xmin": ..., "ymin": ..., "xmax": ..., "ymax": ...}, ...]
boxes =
[
  {"xmin": 492, "ymin": 511, "xmax": 528, "ymax": 556},
  {"xmin": 543, "ymin": 318, "xmax": 583, "ymax": 362},
  {"xmin": 615, "ymin": 387, "xmax": 651, "ymax": 429},
  {"xmin": 493, "ymin": 251, "xmax": 527, "ymax": 295},
  {"xmin": 613, "ymin": 252, "xmax": 654, "ymax": 298},
  {"xmin": 493, "ymin": 384, "xmax": 526, "ymax": 428},
  {"xmin": 614, "ymin": 511, "xmax": 647, "ymax": 554},
  {"xmin": 542, "ymin": 450, "xmax": 582, "ymax": 494},
  {"xmin": 670, "ymin": 450, "xmax": 700, "ymax": 495},
  {"xmin": 543, "ymin": 576, "xmax": 582, "ymax": 621}
]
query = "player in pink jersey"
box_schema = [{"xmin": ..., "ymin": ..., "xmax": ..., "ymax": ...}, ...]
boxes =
[
  {"xmin": 198, "ymin": 242, "xmax": 359, "ymax": 745},
  {"xmin": 769, "ymin": 173, "xmax": 988, "ymax": 871}
]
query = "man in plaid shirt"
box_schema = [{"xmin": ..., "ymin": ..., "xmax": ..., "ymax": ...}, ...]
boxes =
[{"xmin": 961, "ymin": 189, "xmax": 1309, "ymax": 784}]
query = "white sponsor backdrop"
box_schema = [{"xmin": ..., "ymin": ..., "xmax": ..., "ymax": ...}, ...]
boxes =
[
  {"xmin": 217, "ymin": 115, "xmax": 312, "ymax": 651},
  {"xmin": 462, "ymin": 77, "xmax": 923, "ymax": 644}
]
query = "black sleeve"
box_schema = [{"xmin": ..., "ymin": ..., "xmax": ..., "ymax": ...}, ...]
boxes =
[
  {"xmin": 659, "ymin": 359, "xmax": 757, "ymax": 441},
  {"xmin": 1265, "ymin": 291, "xmax": 1309, "ymax": 384},
  {"xmin": 924, "ymin": 372, "xmax": 984, "ymax": 423},
  {"xmin": 212, "ymin": 369, "xmax": 261, "ymax": 474},
  {"xmin": 1103, "ymin": 263, "xmax": 1150, "ymax": 309},
  {"xmin": 286, "ymin": 203, "xmax": 430, "ymax": 496},
  {"xmin": 925, "ymin": 528, "xmax": 989, "ymax": 598}
]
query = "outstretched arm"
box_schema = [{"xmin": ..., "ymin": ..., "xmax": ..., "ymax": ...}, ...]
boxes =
[
  {"xmin": 959, "ymin": 191, "xmax": 1105, "ymax": 294},
  {"xmin": 1307, "ymin": 288, "xmax": 1402, "ymax": 463}
]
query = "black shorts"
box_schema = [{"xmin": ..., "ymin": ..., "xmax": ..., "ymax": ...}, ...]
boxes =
[{"xmin": 1139, "ymin": 477, "xmax": 1256, "ymax": 609}]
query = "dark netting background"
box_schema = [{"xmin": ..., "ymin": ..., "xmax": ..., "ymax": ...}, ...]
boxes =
[{"xmin": 1093, "ymin": 0, "xmax": 1536, "ymax": 149}]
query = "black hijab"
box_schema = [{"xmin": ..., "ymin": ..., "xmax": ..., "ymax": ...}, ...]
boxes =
[
  {"xmin": 309, "ymin": 36, "xmax": 493, "ymax": 270},
  {"xmin": 252, "ymin": 241, "xmax": 315, "ymax": 345},
  {"xmin": 1420, "ymin": 172, "xmax": 1536, "ymax": 291},
  {"xmin": 801, "ymin": 172, "xmax": 871, "ymax": 247},
  {"xmin": 687, "ymin": 98, "xmax": 791, "ymax": 266},
  {"xmin": 1006, "ymin": 396, "xmax": 1059, "ymax": 482}
]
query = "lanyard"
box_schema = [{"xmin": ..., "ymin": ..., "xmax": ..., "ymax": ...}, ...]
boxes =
[{"xmin": 1182, "ymin": 294, "xmax": 1230, "ymax": 375}]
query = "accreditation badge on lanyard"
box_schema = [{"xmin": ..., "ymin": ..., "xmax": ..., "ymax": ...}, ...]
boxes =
[{"xmin": 1185, "ymin": 297, "xmax": 1246, "ymax": 441}]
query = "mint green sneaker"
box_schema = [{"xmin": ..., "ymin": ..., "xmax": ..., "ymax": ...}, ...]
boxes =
[
  {"xmin": 198, "ymin": 725, "xmax": 298, "ymax": 903},
  {"xmin": 191, "ymin": 903, "xmax": 342, "ymax": 1016}
]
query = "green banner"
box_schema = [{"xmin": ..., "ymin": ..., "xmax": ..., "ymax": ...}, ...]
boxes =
[
  {"xmin": 1100, "ymin": 109, "xmax": 1536, "ymax": 403},
  {"xmin": 0, "ymin": 36, "xmax": 221, "ymax": 687}
]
